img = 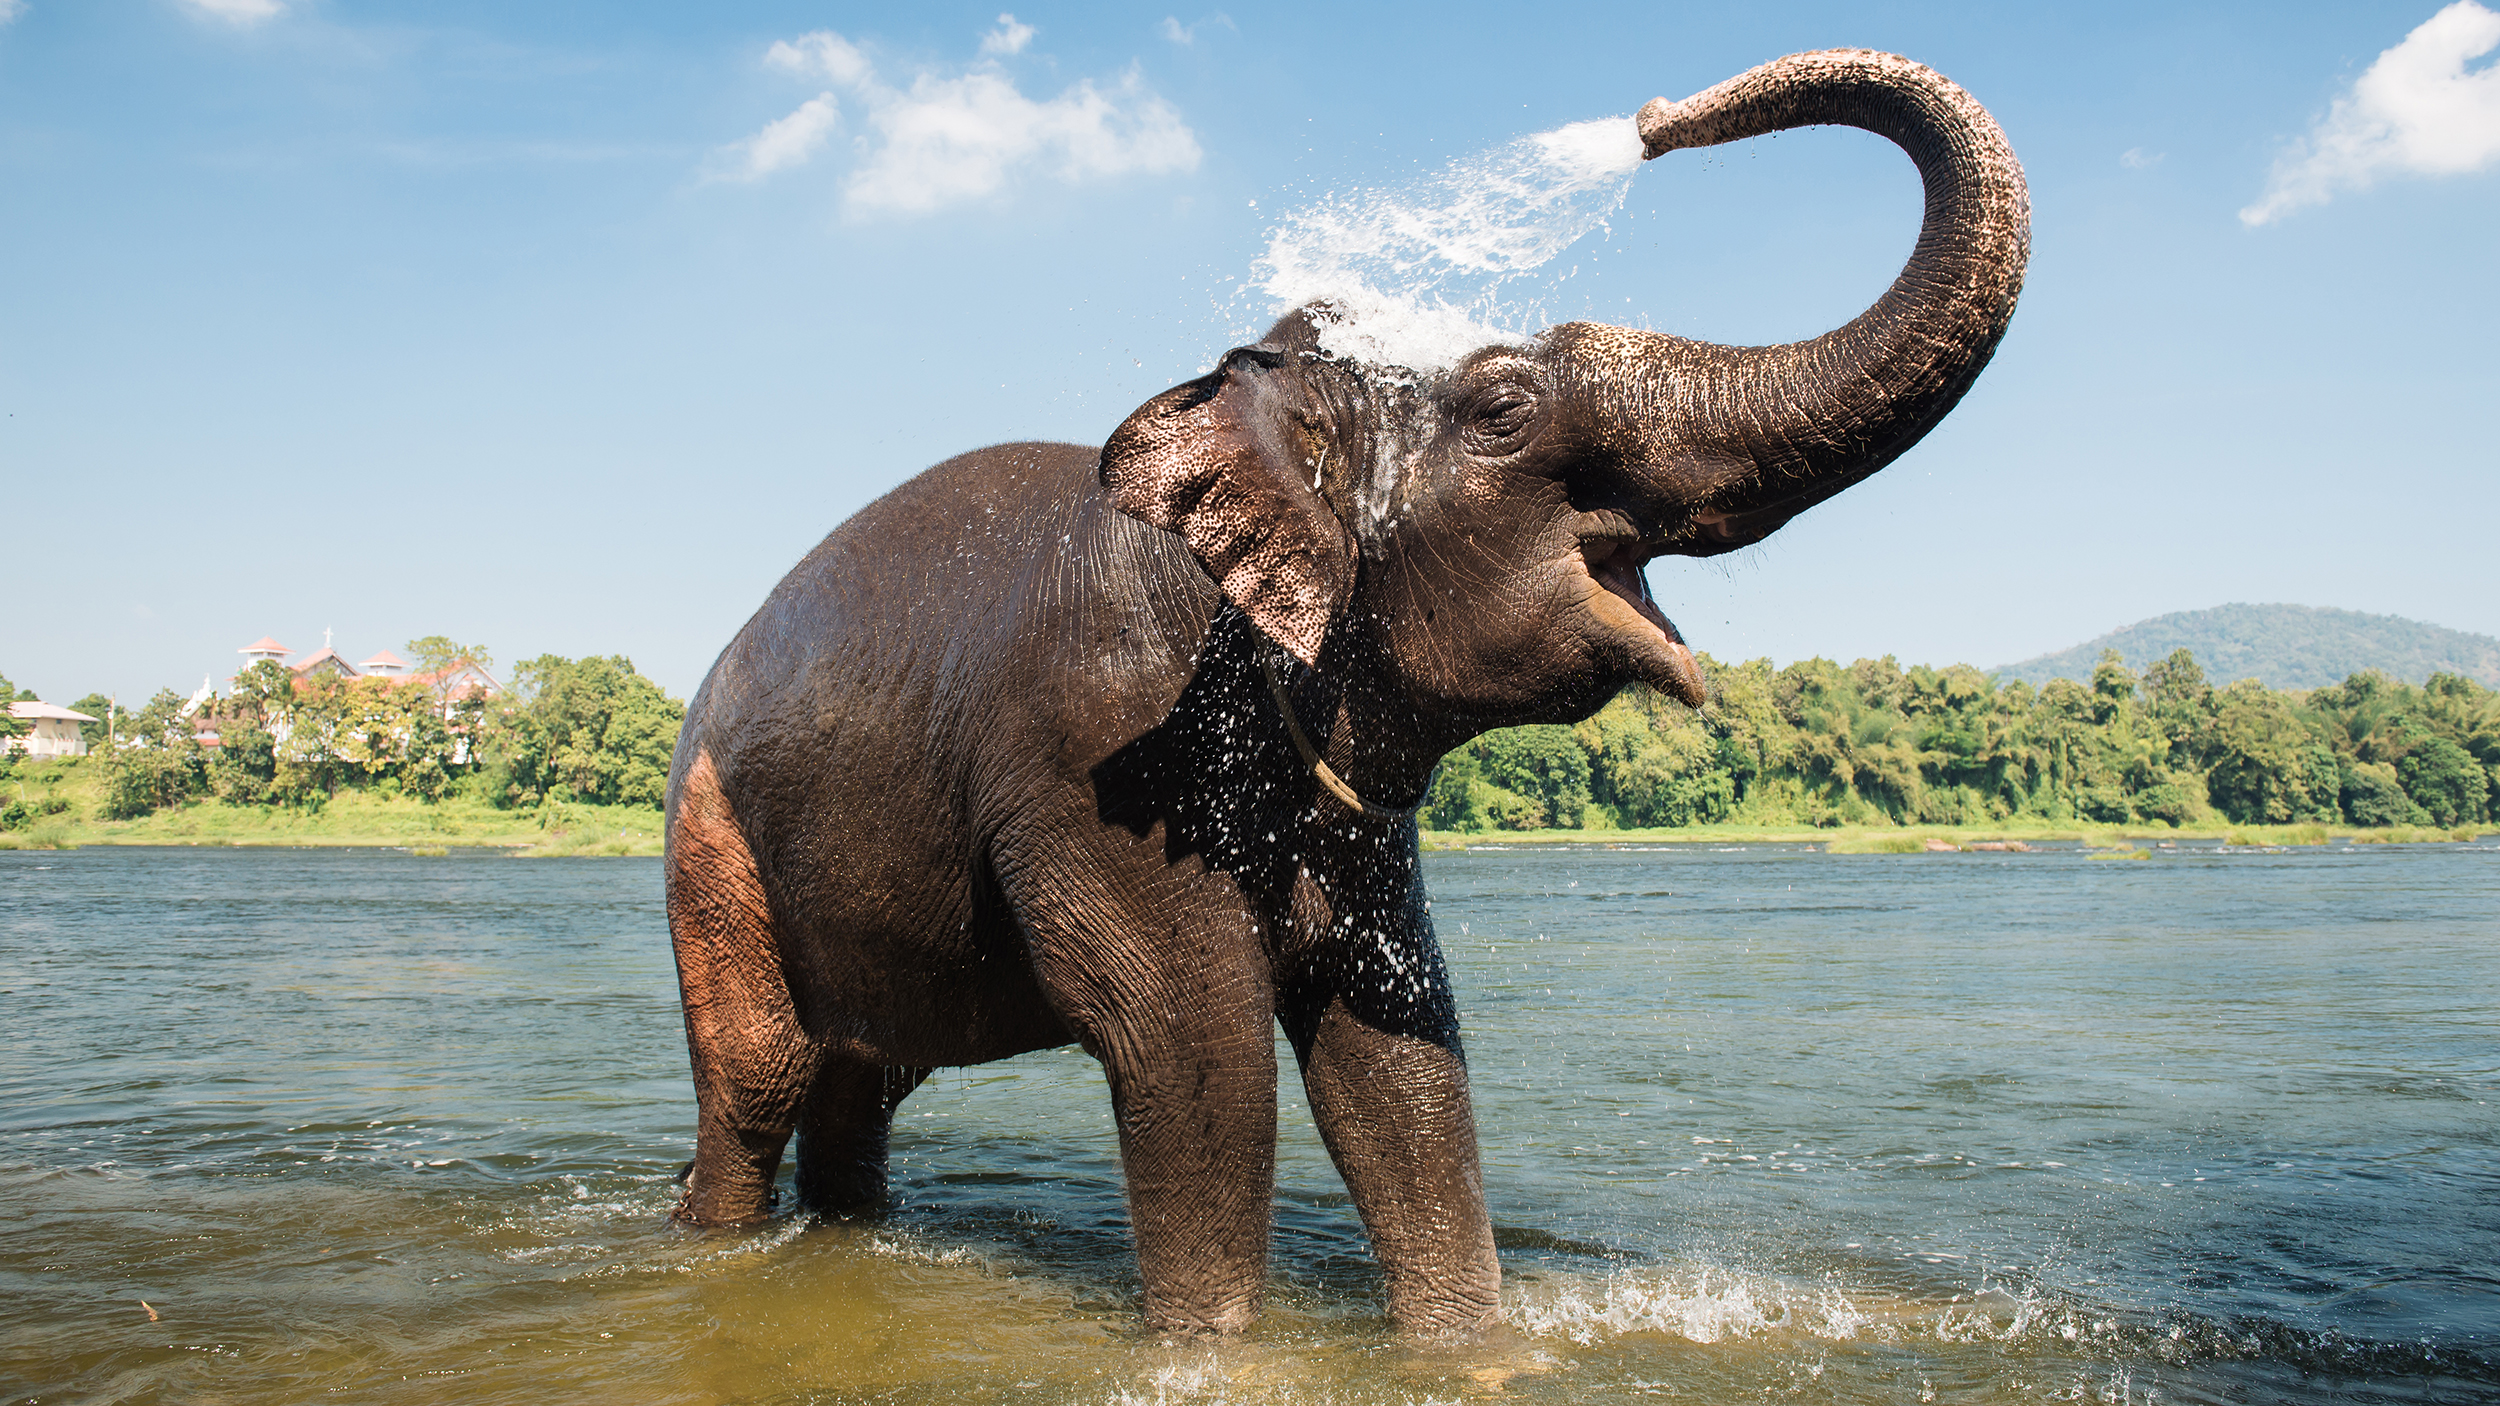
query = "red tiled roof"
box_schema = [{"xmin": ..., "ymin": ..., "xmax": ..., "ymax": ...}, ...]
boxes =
[
  {"xmin": 240, "ymin": 636, "xmax": 292, "ymax": 656},
  {"xmin": 405, "ymin": 659, "xmax": 505, "ymax": 698},
  {"xmin": 359, "ymin": 650, "xmax": 408, "ymax": 669},
  {"xmin": 288, "ymin": 648, "xmax": 360, "ymax": 678}
]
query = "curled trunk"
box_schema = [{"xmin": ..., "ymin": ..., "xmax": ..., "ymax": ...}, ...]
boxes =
[{"xmin": 1550, "ymin": 49, "xmax": 2031, "ymax": 553}]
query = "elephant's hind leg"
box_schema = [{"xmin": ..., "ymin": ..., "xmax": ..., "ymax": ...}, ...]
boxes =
[
  {"xmin": 795, "ymin": 1062, "xmax": 932, "ymax": 1214},
  {"xmin": 668, "ymin": 748, "xmax": 821, "ymax": 1226}
]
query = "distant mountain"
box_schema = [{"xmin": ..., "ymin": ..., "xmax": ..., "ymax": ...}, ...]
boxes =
[{"xmin": 1994, "ymin": 604, "xmax": 2500, "ymax": 692}]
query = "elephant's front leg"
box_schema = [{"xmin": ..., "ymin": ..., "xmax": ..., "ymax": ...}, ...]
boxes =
[
  {"xmin": 1010, "ymin": 844, "xmax": 1283, "ymax": 1334},
  {"xmin": 1289, "ymin": 994, "xmax": 1502, "ymax": 1335},
  {"xmin": 1094, "ymin": 991, "xmax": 1280, "ymax": 1333}
]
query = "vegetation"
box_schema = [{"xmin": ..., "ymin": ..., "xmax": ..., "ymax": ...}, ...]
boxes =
[
  {"xmin": 0, "ymin": 671, "xmax": 28, "ymax": 746},
  {"xmin": 0, "ymin": 671, "xmax": 75, "ymax": 844},
  {"xmin": 1, "ymin": 642, "xmax": 683, "ymax": 852},
  {"xmin": 0, "ymin": 765, "xmax": 665, "ymax": 853},
  {"xmin": 1425, "ymin": 649, "xmax": 2498, "ymax": 836},
  {"xmin": 7, "ymin": 640, "xmax": 2494, "ymax": 852},
  {"xmin": 483, "ymin": 655, "xmax": 683, "ymax": 810}
]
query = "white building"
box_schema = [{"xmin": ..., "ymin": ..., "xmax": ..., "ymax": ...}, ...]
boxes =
[
  {"xmin": 223, "ymin": 632, "xmax": 508, "ymax": 714},
  {"xmin": 7, "ymin": 701, "xmax": 98, "ymax": 758}
]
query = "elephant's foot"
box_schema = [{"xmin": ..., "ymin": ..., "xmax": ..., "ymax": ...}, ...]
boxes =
[
  {"xmin": 1387, "ymin": 1280, "xmax": 1504, "ymax": 1340},
  {"xmin": 790, "ymin": 1154, "xmax": 890, "ymax": 1218},
  {"xmin": 1142, "ymin": 1284, "xmax": 1263, "ymax": 1337},
  {"xmin": 791, "ymin": 1062, "xmax": 930, "ymax": 1217},
  {"xmin": 669, "ymin": 1191, "xmax": 778, "ymax": 1228},
  {"xmin": 672, "ymin": 1125, "xmax": 788, "ymax": 1227},
  {"xmin": 1381, "ymin": 1244, "xmax": 1503, "ymax": 1339}
]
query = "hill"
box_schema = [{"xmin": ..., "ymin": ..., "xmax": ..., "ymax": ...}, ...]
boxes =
[{"xmin": 1994, "ymin": 604, "xmax": 2500, "ymax": 692}]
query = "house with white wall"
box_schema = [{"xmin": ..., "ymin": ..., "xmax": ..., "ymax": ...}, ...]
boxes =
[{"xmin": 6, "ymin": 701, "xmax": 98, "ymax": 758}]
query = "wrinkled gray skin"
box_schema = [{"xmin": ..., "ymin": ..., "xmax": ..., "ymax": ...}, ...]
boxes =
[{"xmin": 664, "ymin": 50, "xmax": 2027, "ymax": 1336}]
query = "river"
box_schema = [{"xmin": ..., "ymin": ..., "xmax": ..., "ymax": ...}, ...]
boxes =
[{"xmin": 4, "ymin": 840, "xmax": 2494, "ymax": 1403}]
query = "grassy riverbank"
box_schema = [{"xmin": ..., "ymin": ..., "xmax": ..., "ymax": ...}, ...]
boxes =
[
  {"xmin": 9, "ymin": 755, "xmax": 2483, "ymax": 858},
  {"xmin": 0, "ymin": 757, "xmax": 662, "ymax": 855}
]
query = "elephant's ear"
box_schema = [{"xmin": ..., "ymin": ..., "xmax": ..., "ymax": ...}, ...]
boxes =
[{"xmin": 1099, "ymin": 346, "xmax": 1355, "ymax": 666}]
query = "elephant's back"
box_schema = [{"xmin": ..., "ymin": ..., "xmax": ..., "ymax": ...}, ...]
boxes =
[
  {"xmin": 670, "ymin": 440, "xmax": 1216, "ymax": 856},
  {"xmin": 665, "ymin": 441, "xmax": 1202, "ymax": 1066}
]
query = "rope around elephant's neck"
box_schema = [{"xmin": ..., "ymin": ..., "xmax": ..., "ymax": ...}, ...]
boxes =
[{"xmin": 1257, "ymin": 650, "xmax": 1416, "ymax": 822}]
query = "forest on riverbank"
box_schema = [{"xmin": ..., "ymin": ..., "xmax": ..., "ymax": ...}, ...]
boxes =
[
  {"xmin": 1429, "ymin": 648, "xmax": 2496, "ymax": 833},
  {"xmin": 2, "ymin": 651, "xmax": 682, "ymax": 850},
  {"xmin": 7, "ymin": 646, "xmax": 2495, "ymax": 849}
]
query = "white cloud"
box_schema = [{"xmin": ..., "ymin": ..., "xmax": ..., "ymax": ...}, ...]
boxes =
[
  {"xmin": 0, "ymin": 1, "xmax": 26, "ymax": 27},
  {"xmin": 849, "ymin": 68, "xmax": 1199, "ymax": 214},
  {"xmin": 980, "ymin": 13, "xmax": 1036, "ymax": 58},
  {"xmin": 724, "ymin": 93, "xmax": 841, "ymax": 181},
  {"xmin": 2120, "ymin": 147, "xmax": 2164, "ymax": 169},
  {"xmin": 178, "ymin": 0, "xmax": 284, "ymax": 24},
  {"xmin": 2243, "ymin": 1, "xmax": 2500, "ymax": 225},
  {"xmin": 724, "ymin": 27, "xmax": 1201, "ymax": 216},
  {"xmin": 767, "ymin": 31, "xmax": 871, "ymax": 87},
  {"xmin": 1159, "ymin": 14, "xmax": 1235, "ymax": 45}
]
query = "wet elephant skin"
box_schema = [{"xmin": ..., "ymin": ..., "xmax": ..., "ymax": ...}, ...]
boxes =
[
  {"xmin": 663, "ymin": 48, "xmax": 2029, "ymax": 1337},
  {"xmin": 667, "ymin": 443, "xmax": 1495, "ymax": 1334}
]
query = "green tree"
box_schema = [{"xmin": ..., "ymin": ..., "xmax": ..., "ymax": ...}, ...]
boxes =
[
  {"xmin": 203, "ymin": 660, "xmax": 292, "ymax": 805},
  {"xmin": 1771, "ymin": 657, "xmax": 1921, "ymax": 825},
  {"xmin": 209, "ymin": 724, "xmax": 278, "ymax": 805},
  {"xmin": 0, "ymin": 671, "xmax": 27, "ymax": 746},
  {"xmin": 2088, "ymin": 651, "xmax": 2138, "ymax": 725},
  {"xmin": 483, "ymin": 655, "xmax": 685, "ymax": 810},
  {"xmin": 271, "ymin": 673, "xmax": 357, "ymax": 804},
  {"xmin": 407, "ymin": 636, "xmax": 495, "ymax": 683},
  {"xmin": 1574, "ymin": 688, "xmax": 1733, "ymax": 827},
  {"xmin": 228, "ymin": 660, "xmax": 296, "ymax": 715},
  {"xmin": 93, "ymin": 688, "xmax": 209, "ymax": 819},
  {"xmin": 69, "ymin": 693, "xmax": 116, "ymax": 752},
  {"xmin": 2339, "ymin": 758, "xmax": 2425, "ymax": 827},
  {"xmin": 1476, "ymin": 725, "xmax": 1590, "ymax": 829},
  {"xmin": 1422, "ymin": 644, "xmax": 2486, "ymax": 836},
  {"xmin": 100, "ymin": 743, "xmax": 197, "ymax": 819},
  {"xmin": 2418, "ymin": 672, "xmax": 2500, "ymax": 819},
  {"xmin": 1695, "ymin": 656, "xmax": 1789, "ymax": 816},
  {"xmin": 2398, "ymin": 735, "xmax": 2488, "ymax": 826},
  {"xmin": 1421, "ymin": 747, "xmax": 1488, "ymax": 831},
  {"xmin": 2141, "ymin": 649, "xmax": 2214, "ymax": 757},
  {"xmin": 2202, "ymin": 680, "xmax": 2332, "ymax": 824},
  {"xmin": 0, "ymin": 672, "xmax": 30, "ymax": 784}
]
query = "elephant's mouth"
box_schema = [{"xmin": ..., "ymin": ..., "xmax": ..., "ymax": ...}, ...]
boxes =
[{"xmin": 1574, "ymin": 514, "xmax": 1708, "ymax": 707}]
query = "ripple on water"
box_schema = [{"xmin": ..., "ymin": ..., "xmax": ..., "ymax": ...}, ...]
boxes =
[{"xmin": 7, "ymin": 844, "xmax": 2500, "ymax": 1403}]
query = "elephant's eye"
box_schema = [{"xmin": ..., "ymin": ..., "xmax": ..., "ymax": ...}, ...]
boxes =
[{"xmin": 1468, "ymin": 390, "xmax": 1537, "ymax": 449}]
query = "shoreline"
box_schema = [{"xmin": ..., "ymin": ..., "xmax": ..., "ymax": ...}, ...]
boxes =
[
  {"xmin": 9, "ymin": 818, "xmax": 2484, "ymax": 858},
  {"xmin": 1424, "ymin": 820, "xmax": 2491, "ymax": 850},
  {"xmin": 6, "ymin": 757, "xmax": 2485, "ymax": 858},
  {"xmin": 0, "ymin": 768, "xmax": 666, "ymax": 855}
]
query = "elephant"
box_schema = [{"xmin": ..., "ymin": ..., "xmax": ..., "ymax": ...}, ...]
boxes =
[{"xmin": 663, "ymin": 48, "xmax": 2028, "ymax": 1336}]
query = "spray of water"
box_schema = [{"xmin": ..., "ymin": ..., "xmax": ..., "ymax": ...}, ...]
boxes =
[{"xmin": 1249, "ymin": 116, "xmax": 1647, "ymax": 374}]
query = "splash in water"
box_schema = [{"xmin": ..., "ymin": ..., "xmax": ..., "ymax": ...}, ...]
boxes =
[{"xmin": 1250, "ymin": 116, "xmax": 1646, "ymax": 373}]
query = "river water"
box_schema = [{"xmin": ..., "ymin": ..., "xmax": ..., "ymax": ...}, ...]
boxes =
[{"xmin": 3, "ymin": 840, "xmax": 2494, "ymax": 1404}]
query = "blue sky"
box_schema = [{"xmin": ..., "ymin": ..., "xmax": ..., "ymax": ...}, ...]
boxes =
[{"xmin": 4, "ymin": 1, "xmax": 2495, "ymax": 705}]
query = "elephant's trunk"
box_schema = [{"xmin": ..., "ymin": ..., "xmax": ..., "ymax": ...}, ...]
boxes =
[{"xmin": 1549, "ymin": 49, "xmax": 2030, "ymax": 554}]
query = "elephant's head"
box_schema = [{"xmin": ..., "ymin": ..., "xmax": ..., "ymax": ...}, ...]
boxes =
[{"xmin": 1101, "ymin": 50, "xmax": 2028, "ymax": 774}]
